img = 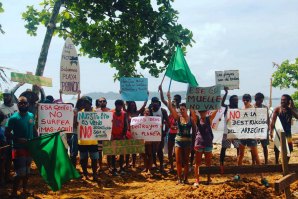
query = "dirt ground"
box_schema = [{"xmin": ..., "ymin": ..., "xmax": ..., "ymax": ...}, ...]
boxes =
[{"xmin": 1, "ymin": 137, "xmax": 298, "ymax": 199}]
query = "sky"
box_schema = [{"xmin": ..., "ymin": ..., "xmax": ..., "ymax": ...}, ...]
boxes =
[{"xmin": 0, "ymin": 0, "xmax": 297, "ymax": 101}]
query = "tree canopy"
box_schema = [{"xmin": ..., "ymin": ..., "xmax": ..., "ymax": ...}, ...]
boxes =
[
  {"xmin": 22, "ymin": 0, "xmax": 194, "ymax": 79},
  {"xmin": 272, "ymin": 58, "xmax": 298, "ymax": 106},
  {"xmin": 0, "ymin": 1, "xmax": 5, "ymax": 34}
]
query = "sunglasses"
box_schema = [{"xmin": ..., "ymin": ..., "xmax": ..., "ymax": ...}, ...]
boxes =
[
  {"xmin": 99, "ymin": 100, "xmax": 107, "ymax": 103},
  {"xmin": 243, "ymin": 99, "xmax": 250, "ymax": 102}
]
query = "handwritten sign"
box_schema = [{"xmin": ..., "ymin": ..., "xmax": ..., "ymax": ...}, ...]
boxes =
[
  {"xmin": 60, "ymin": 38, "xmax": 80, "ymax": 95},
  {"xmin": 11, "ymin": 72, "xmax": 52, "ymax": 87},
  {"xmin": 227, "ymin": 108, "xmax": 268, "ymax": 139},
  {"xmin": 102, "ymin": 139, "xmax": 145, "ymax": 155},
  {"xmin": 186, "ymin": 85, "xmax": 222, "ymax": 111},
  {"xmin": 130, "ymin": 116, "xmax": 162, "ymax": 141},
  {"xmin": 77, "ymin": 112, "xmax": 112, "ymax": 141},
  {"xmin": 38, "ymin": 104, "xmax": 74, "ymax": 134},
  {"xmin": 215, "ymin": 70, "xmax": 239, "ymax": 90},
  {"xmin": 120, "ymin": 77, "xmax": 148, "ymax": 101}
]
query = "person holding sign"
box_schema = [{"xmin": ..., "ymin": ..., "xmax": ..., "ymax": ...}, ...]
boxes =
[
  {"xmin": 149, "ymin": 97, "xmax": 169, "ymax": 174},
  {"xmin": 193, "ymin": 110, "xmax": 217, "ymax": 187},
  {"xmin": 142, "ymin": 108, "xmax": 154, "ymax": 175},
  {"xmin": 270, "ymin": 94, "xmax": 298, "ymax": 164},
  {"xmin": 159, "ymin": 85, "xmax": 181, "ymax": 173},
  {"xmin": 110, "ymin": 100, "xmax": 128, "ymax": 176},
  {"xmin": 77, "ymin": 96, "xmax": 99, "ymax": 181},
  {"xmin": 254, "ymin": 92, "xmax": 270, "ymax": 165},
  {"xmin": 237, "ymin": 94, "xmax": 269, "ymax": 187},
  {"xmin": 125, "ymin": 100, "xmax": 147, "ymax": 169},
  {"xmin": 219, "ymin": 87, "xmax": 240, "ymax": 172},
  {"xmin": 167, "ymin": 91, "xmax": 196, "ymax": 184}
]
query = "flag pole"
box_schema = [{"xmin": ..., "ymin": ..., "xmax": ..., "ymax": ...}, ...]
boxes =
[{"xmin": 168, "ymin": 46, "xmax": 178, "ymax": 92}]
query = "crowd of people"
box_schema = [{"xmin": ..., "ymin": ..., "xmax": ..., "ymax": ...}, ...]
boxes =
[{"xmin": 0, "ymin": 83, "xmax": 298, "ymax": 198}]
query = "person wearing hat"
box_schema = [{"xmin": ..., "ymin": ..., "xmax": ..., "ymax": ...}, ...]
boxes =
[
  {"xmin": 149, "ymin": 96, "xmax": 169, "ymax": 174},
  {"xmin": 0, "ymin": 89, "xmax": 18, "ymax": 183},
  {"xmin": 77, "ymin": 96, "xmax": 99, "ymax": 181}
]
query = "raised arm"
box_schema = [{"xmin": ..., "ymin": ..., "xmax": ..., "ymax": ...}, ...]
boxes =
[
  {"xmin": 221, "ymin": 86, "xmax": 228, "ymax": 107},
  {"xmin": 138, "ymin": 100, "xmax": 148, "ymax": 114},
  {"xmin": 158, "ymin": 85, "xmax": 168, "ymax": 107},
  {"xmin": 167, "ymin": 91, "xmax": 178, "ymax": 120}
]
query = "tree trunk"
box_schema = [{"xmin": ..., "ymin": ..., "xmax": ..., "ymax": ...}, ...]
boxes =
[{"xmin": 33, "ymin": 0, "xmax": 62, "ymax": 93}]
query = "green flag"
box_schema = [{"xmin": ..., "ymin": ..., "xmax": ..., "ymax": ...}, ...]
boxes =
[
  {"xmin": 26, "ymin": 132, "xmax": 80, "ymax": 191},
  {"xmin": 165, "ymin": 46, "xmax": 198, "ymax": 87}
]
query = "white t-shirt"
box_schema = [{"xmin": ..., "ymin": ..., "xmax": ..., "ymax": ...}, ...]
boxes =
[{"xmin": 0, "ymin": 103, "xmax": 18, "ymax": 126}]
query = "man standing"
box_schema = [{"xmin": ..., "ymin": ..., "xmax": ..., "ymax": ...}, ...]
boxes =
[
  {"xmin": 0, "ymin": 89, "xmax": 18, "ymax": 183},
  {"xmin": 150, "ymin": 97, "xmax": 169, "ymax": 174},
  {"xmin": 96, "ymin": 97, "xmax": 110, "ymax": 172},
  {"xmin": 110, "ymin": 100, "xmax": 128, "ymax": 175},
  {"xmin": 254, "ymin": 92, "xmax": 269, "ymax": 164},
  {"xmin": 5, "ymin": 96, "xmax": 37, "ymax": 197},
  {"xmin": 270, "ymin": 94, "xmax": 298, "ymax": 164}
]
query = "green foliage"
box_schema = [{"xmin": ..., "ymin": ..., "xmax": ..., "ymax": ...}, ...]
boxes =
[
  {"xmin": 22, "ymin": 0, "xmax": 194, "ymax": 79},
  {"xmin": 0, "ymin": 1, "xmax": 5, "ymax": 34},
  {"xmin": 272, "ymin": 58, "xmax": 298, "ymax": 106}
]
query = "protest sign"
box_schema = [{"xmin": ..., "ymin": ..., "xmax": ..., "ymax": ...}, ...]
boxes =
[
  {"xmin": 11, "ymin": 72, "xmax": 52, "ymax": 87},
  {"xmin": 60, "ymin": 38, "xmax": 80, "ymax": 95},
  {"xmin": 227, "ymin": 108, "xmax": 268, "ymax": 139},
  {"xmin": 77, "ymin": 112, "xmax": 112, "ymax": 141},
  {"xmin": 38, "ymin": 104, "xmax": 74, "ymax": 134},
  {"xmin": 186, "ymin": 85, "xmax": 222, "ymax": 111},
  {"xmin": 102, "ymin": 139, "xmax": 145, "ymax": 155},
  {"xmin": 120, "ymin": 77, "xmax": 148, "ymax": 101},
  {"xmin": 215, "ymin": 70, "xmax": 239, "ymax": 90},
  {"xmin": 130, "ymin": 116, "xmax": 162, "ymax": 141}
]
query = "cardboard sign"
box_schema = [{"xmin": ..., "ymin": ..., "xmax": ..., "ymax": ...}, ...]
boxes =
[
  {"xmin": 77, "ymin": 112, "xmax": 112, "ymax": 141},
  {"xmin": 38, "ymin": 104, "xmax": 74, "ymax": 134},
  {"xmin": 227, "ymin": 108, "xmax": 268, "ymax": 139},
  {"xmin": 102, "ymin": 139, "xmax": 145, "ymax": 155},
  {"xmin": 120, "ymin": 77, "xmax": 148, "ymax": 101},
  {"xmin": 130, "ymin": 116, "xmax": 162, "ymax": 141},
  {"xmin": 60, "ymin": 38, "xmax": 80, "ymax": 95},
  {"xmin": 186, "ymin": 85, "xmax": 222, "ymax": 111},
  {"xmin": 215, "ymin": 70, "xmax": 239, "ymax": 90},
  {"xmin": 11, "ymin": 72, "xmax": 52, "ymax": 87}
]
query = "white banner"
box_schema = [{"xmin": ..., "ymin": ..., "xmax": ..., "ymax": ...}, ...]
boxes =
[
  {"xmin": 78, "ymin": 112, "xmax": 113, "ymax": 141},
  {"xmin": 38, "ymin": 103, "xmax": 74, "ymax": 134},
  {"xmin": 215, "ymin": 70, "xmax": 239, "ymax": 90},
  {"xmin": 130, "ymin": 116, "xmax": 162, "ymax": 141},
  {"xmin": 227, "ymin": 108, "xmax": 268, "ymax": 139}
]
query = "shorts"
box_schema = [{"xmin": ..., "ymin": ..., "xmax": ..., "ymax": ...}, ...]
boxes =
[
  {"xmin": 13, "ymin": 156, "xmax": 32, "ymax": 177},
  {"xmin": 195, "ymin": 146, "xmax": 213, "ymax": 153},
  {"xmin": 175, "ymin": 140, "xmax": 192, "ymax": 149},
  {"xmin": 78, "ymin": 145, "xmax": 99, "ymax": 160},
  {"xmin": 240, "ymin": 139, "xmax": 257, "ymax": 147},
  {"xmin": 221, "ymin": 134, "xmax": 241, "ymax": 148},
  {"xmin": 168, "ymin": 133, "xmax": 177, "ymax": 143}
]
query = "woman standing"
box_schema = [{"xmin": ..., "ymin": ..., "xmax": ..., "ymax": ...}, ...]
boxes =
[
  {"xmin": 193, "ymin": 110, "xmax": 216, "ymax": 187},
  {"xmin": 167, "ymin": 91, "xmax": 196, "ymax": 184}
]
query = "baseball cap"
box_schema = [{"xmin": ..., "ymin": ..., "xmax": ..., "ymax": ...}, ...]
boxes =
[{"xmin": 151, "ymin": 97, "xmax": 160, "ymax": 103}]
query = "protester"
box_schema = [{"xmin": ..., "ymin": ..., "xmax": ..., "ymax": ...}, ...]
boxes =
[
  {"xmin": 236, "ymin": 94, "xmax": 269, "ymax": 187},
  {"xmin": 254, "ymin": 92, "xmax": 270, "ymax": 164},
  {"xmin": 193, "ymin": 110, "xmax": 217, "ymax": 187},
  {"xmin": 141, "ymin": 108, "xmax": 154, "ymax": 175},
  {"xmin": 219, "ymin": 87, "xmax": 240, "ymax": 173},
  {"xmin": 110, "ymin": 99, "xmax": 128, "ymax": 175},
  {"xmin": 159, "ymin": 85, "xmax": 180, "ymax": 173},
  {"xmin": 167, "ymin": 91, "xmax": 196, "ymax": 184},
  {"xmin": 5, "ymin": 96, "xmax": 38, "ymax": 197},
  {"xmin": 77, "ymin": 96, "xmax": 99, "ymax": 181},
  {"xmin": 150, "ymin": 96, "xmax": 169, "ymax": 174},
  {"xmin": 125, "ymin": 100, "xmax": 147, "ymax": 169},
  {"xmin": 270, "ymin": 94, "xmax": 298, "ymax": 164},
  {"xmin": 95, "ymin": 97, "xmax": 110, "ymax": 172},
  {"xmin": 0, "ymin": 111, "xmax": 7, "ymax": 185},
  {"xmin": 0, "ymin": 89, "xmax": 18, "ymax": 183}
]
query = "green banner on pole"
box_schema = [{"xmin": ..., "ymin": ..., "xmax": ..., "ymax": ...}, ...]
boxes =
[{"xmin": 11, "ymin": 72, "xmax": 52, "ymax": 87}]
